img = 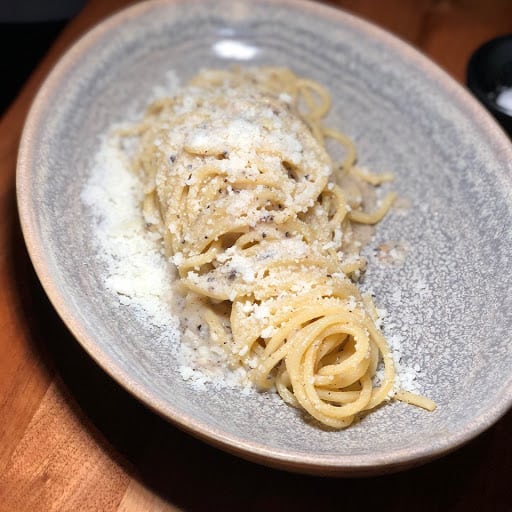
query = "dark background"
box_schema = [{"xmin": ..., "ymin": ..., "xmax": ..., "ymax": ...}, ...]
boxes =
[{"xmin": 0, "ymin": 0, "xmax": 85, "ymax": 114}]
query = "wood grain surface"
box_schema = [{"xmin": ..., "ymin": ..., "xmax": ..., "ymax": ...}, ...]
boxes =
[{"xmin": 0, "ymin": 1, "xmax": 511, "ymax": 510}]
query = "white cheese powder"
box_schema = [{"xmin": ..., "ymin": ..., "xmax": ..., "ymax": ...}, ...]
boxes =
[{"xmin": 81, "ymin": 132, "xmax": 253, "ymax": 393}]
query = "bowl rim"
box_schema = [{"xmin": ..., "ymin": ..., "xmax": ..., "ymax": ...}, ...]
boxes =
[{"xmin": 16, "ymin": 0, "xmax": 512, "ymax": 476}]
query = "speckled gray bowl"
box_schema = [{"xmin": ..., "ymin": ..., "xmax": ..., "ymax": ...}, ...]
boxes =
[{"xmin": 17, "ymin": 0, "xmax": 512, "ymax": 476}]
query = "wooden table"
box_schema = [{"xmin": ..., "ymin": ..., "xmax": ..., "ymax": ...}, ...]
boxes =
[{"xmin": 1, "ymin": 1, "xmax": 511, "ymax": 510}]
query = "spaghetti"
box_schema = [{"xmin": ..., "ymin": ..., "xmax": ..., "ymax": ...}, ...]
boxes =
[{"xmin": 123, "ymin": 67, "xmax": 435, "ymax": 428}]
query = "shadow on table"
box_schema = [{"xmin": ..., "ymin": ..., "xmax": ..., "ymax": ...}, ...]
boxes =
[{"xmin": 9, "ymin": 206, "xmax": 511, "ymax": 512}]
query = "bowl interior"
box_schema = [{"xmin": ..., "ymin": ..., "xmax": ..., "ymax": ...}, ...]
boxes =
[{"xmin": 18, "ymin": 0, "xmax": 512, "ymax": 474}]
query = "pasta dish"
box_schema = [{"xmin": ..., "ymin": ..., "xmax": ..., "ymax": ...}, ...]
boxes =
[{"xmin": 121, "ymin": 67, "xmax": 435, "ymax": 428}]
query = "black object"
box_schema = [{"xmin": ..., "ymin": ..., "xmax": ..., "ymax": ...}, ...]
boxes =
[{"xmin": 467, "ymin": 34, "xmax": 512, "ymax": 137}]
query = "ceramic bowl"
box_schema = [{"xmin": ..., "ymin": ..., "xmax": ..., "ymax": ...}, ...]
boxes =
[{"xmin": 17, "ymin": 0, "xmax": 512, "ymax": 475}]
